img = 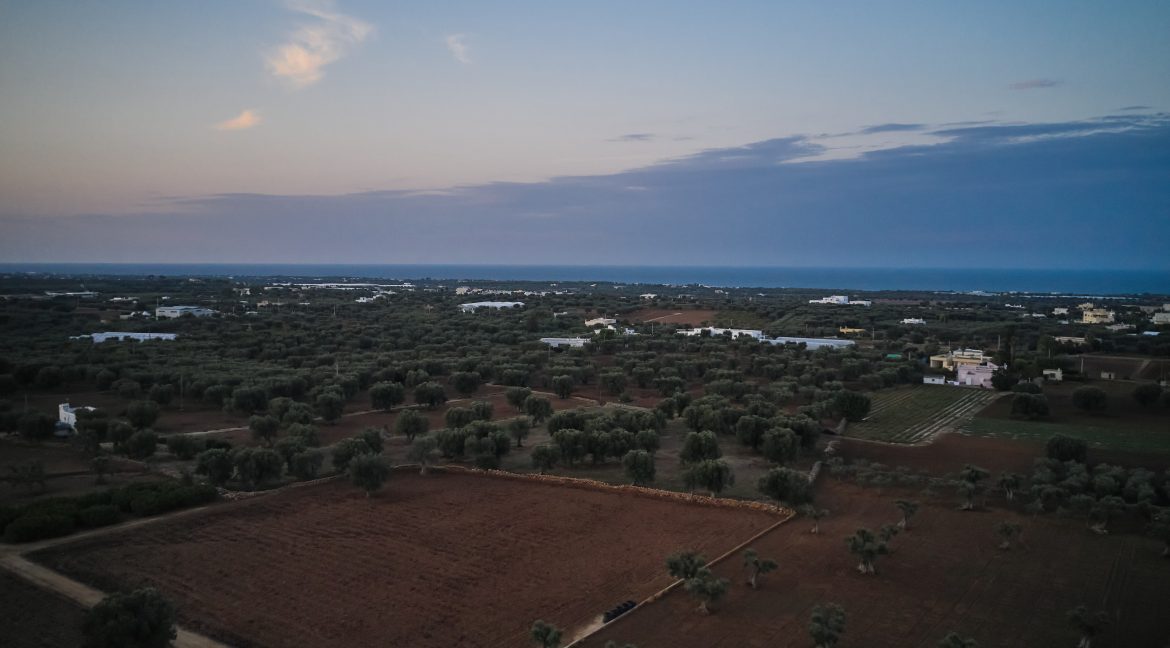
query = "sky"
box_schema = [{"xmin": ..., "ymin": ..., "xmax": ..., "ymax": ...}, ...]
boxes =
[{"xmin": 1, "ymin": 0, "xmax": 1168, "ymax": 268}]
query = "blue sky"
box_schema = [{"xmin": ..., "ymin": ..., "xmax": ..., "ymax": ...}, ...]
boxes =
[{"xmin": 1, "ymin": 1, "xmax": 1168, "ymax": 267}]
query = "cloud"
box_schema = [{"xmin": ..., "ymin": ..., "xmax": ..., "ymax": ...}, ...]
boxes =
[
  {"xmin": 266, "ymin": 1, "xmax": 372, "ymax": 88},
  {"xmin": 1118, "ymin": 105, "xmax": 1152, "ymax": 111},
  {"xmin": 445, "ymin": 34, "xmax": 471, "ymax": 64},
  {"xmin": 1009, "ymin": 78, "xmax": 1061, "ymax": 90},
  {"xmin": 213, "ymin": 109, "xmax": 261, "ymax": 131},
  {"xmin": 608, "ymin": 133, "xmax": 656, "ymax": 142},
  {"xmin": 859, "ymin": 123, "xmax": 924, "ymax": 134},
  {"xmin": 5, "ymin": 114, "xmax": 1169, "ymax": 271}
]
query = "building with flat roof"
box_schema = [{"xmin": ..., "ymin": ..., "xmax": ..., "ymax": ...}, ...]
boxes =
[
  {"xmin": 156, "ymin": 305, "xmax": 216, "ymax": 318},
  {"xmin": 540, "ymin": 337, "xmax": 588, "ymax": 348},
  {"xmin": 1081, "ymin": 308, "xmax": 1115, "ymax": 324},
  {"xmin": 679, "ymin": 327, "xmax": 854, "ymax": 350},
  {"xmin": 930, "ymin": 348, "xmax": 991, "ymax": 371},
  {"xmin": 72, "ymin": 332, "xmax": 178, "ymax": 343},
  {"xmin": 808, "ymin": 295, "xmax": 872, "ymax": 307},
  {"xmin": 459, "ymin": 301, "xmax": 524, "ymax": 312}
]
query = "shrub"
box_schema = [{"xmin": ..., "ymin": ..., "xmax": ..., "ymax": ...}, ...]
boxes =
[
  {"xmin": 4, "ymin": 513, "xmax": 76, "ymax": 543},
  {"xmin": 195, "ymin": 448, "xmax": 233, "ymax": 486},
  {"xmin": 1072, "ymin": 386, "xmax": 1108, "ymax": 413},
  {"xmin": 1132, "ymin": 383, "xmax": 1162, "ymax": 407},
  {"xmin": 348, "ymin": 453, "xmax": 391, "ymax": 496},
  {"xmin": 124, "ymin": 430, "xmax": 159, "ymax": 460},
  {"xmin": 290, "ymin": 450, "xmax": 324, "ymax": 480},
  {"xmin": 165, "ymin": 435, "xmax": 203, "ymax": 460},
  {"xmin": 78, "ymin": 505, "xmax": 120, "ymax": 528},
  {"xmin": 1010, "ymin": 393, "xmax": 1050, "ymax": 420},
  {"xmin": 332, "ymin": 437, "xmax": 374, "ymax": 472},
  {"xmin": 758, "ymin": 467, "xmax": 813, "ymax": 505},
  {"xmin": 125, "ymin": 400, "xmax": 160, "ymax": 430},
  {"xmin": 1046, "ymin": 434, "xmax": 1088, "ymax": 464},
  {"xmin": 83, "ymin": 588, "xmax": 176, "ymax": 648}
]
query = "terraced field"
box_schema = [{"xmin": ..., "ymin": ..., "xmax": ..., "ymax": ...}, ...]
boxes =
[{"xmin": 847, "ymin": 386, "xmax": 1001, "ymax": 444}]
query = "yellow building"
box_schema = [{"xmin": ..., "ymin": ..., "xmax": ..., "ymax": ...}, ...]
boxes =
[{"xmin": 929, "ymin": 348, "xmax": 991, "ymax": 371}]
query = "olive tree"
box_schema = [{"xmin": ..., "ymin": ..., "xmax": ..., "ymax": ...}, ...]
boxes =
[
  {"xmin": 530, "ymin": 444, "xmax": 561, "ymax": 474},
  {"xmin": 895, "ymin": 500, "xmax": 919, "ymax": 530},
  {"xmin": 809, "ymin": 603, "xmax": 846, "ymax": 648},
  {"xmin": 758, "ymin": 467, "xmax": 813, "ymax": 506},
  {"xmin": 394, "ymin": 408, "xmax": 429, "ymax": 442},
  {"xmin": 679, "ymin": 430, "xmax": 721, "ymax": 464},
  {"xmin": 530, "ymin": 620, "xmax": 562, "ymax": 648},
  {"xmin": 684, "ymin": 459, "xmax": 734, "ymax": 496},
  {"xmin": 799, "ymin": 504, "xmax": 830, "ymax": 534},
  {"xmin": 83, "ymin": 588, "xmax": 176, "ymax": 648},
  {"xmin": 621, "ymin": 449, "xmax": 655, "ymax": 486},
  {"xmin": 845, "ymin": 528, "xmax": 888, "ymax": 575},
  {"xmin": 349, "ymin": 453, "xmax": 390, "ymax": 497},
  {"xmin": 684, "ymin": 568, "xmax": 729, "ymax": 615},
  {"xmin": 742, "ymin": 548, "xmax": 778, "ymax": 589}
]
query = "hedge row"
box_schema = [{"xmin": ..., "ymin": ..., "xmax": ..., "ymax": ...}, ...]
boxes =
[{"xmin": 1, "ymin": 481, "xmax": 218, "ymax": 543}]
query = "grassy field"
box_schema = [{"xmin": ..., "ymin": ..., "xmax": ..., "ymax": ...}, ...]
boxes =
[
  {"xmin": 964, "ymin": 381, "xmax": 1170, "ymax": 455},
  {"xmin": 962, "ymin": 414, "xmax": 1170, "ymax": 455},
  {"xmin": 846, "ymin": 386, "xmax": 1001, "ymax": 443}
]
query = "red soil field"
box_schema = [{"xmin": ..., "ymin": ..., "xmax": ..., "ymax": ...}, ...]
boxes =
[
  {"xmin": 628, "ymin": 308, "xmax": 719, "ymax": 326},
  {"xmin": 583, "ymin": 478, "xmax": 1170, "ymax": 648},
  {"xmin": 0, "ymin": 570, "xmax": 87, "ymax": 648},
  {"xmin": 32, "ymin": 471, "xmax": 782, "ymax": 648}
]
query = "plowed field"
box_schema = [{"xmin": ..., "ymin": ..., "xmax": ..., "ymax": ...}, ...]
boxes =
[
  {"xmin": 32, "ymin": 472, "xmax": 782, "ymax": 648},
  {"xmin": 582, "ymin": 479, "xmax": 1170, "ymax": 648}
]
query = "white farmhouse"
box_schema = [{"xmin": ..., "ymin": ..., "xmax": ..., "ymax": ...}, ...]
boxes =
[
  {"xmin": 459, "ymin": 301, "xmax": 524, "ymax": 312},
  {"xmin": 58, "ymin": 403, "xmax": 96, "ymax": 429},
  {"xmin": 540, "ymin": 337, "xmax": 588, "ymax": 348},
  {"xmin": 72, "ymin": 332, "xmax": 178, "ymax": 343},
  {"xmin": 900, "ymin": 318, "xmax": 926, "ymax": 325},
  {"xmin": 156, "ymin": 305, "xmax": 216, "ymax": 318}
]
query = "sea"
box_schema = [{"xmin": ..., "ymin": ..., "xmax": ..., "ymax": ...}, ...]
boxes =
[{"xmin": 1, "ymin": 264, "xmax": 1167, "ymax": 296}]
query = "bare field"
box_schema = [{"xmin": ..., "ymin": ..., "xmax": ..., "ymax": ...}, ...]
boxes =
[
  {"xmin": 31, "ymin": 471, "xmax": 782, "ymax": 648},
  {"xmin": 583, "ymin": 479, "xmax": 1170, "ymax": 648},
  {"xmin": 0, "ymin": 569, "xmax": 87, "ymax": 648}
]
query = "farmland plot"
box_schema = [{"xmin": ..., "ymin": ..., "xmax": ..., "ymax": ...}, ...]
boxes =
[{"xmin": 847, "ymin": 386, "xmax": 1001, "ymax": 444}]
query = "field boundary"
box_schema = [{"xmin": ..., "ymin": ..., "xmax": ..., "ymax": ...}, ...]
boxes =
[{"xmin": 437, "ymin": 464, "xmax": 792, "ymax": 516}]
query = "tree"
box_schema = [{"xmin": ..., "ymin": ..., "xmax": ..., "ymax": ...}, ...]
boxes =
[
  {"xmin": 845, "ymin": 528, "xmax": 888, "ymax": 575},
  {"xmin": 995, "ymin": 521, "xmax": 1022, "ymax": 550},
  {"xmin": 524, "ymin": 396, "xmax": 553, "ymax": 424},
  {"xmin": 634, "ymin": 429, "xmax": 660, "ymax": 454},
  {"xmin": 1088, "ymin": 495, "xmax": 1126, "ymax": 534},
  {"xmin": 684, "ymin": 568, "xmax": 729, "ymax": 614},
  {"xmin": 289, "ymin": 450, "xmax": 324, "ymax": 480},
  {"xmin": 394, "ymin": 408, "xmax": 429, "ymax": 442},
  {"xmin": 1010, "ymin": 393, "xmax": 1050, "ymax": 420},
  {"xmin": 124, "ymin": 430, "xmax": 158, "ymax": 460},
  {"xmin": 369, "ymin": 381, "xmax": 406, "ymax": 410},
  {"xmin": 166, "ymin": 434, "xmax": 203, "ymax": 460},
  {"xmin": 83, "ymin": 588, "xmax": 176, "ymax": 648},
  {"xmin": 125, "ymin": 400, "xmax": 160, "ymax": 430},
  {"xmin": 799, "ymin": 504, "xmax": 829, "ymax": 534},
  {"xmin": 349, "ymin": 453, "xmax": 390, "ymax": 497},
  {"xmin": 666, "ymin": 551, "xmax": 706, "ymax": 580},
  {"xmin": 622, "ymin": 450, "xmax": 655, "ymax": 485},
  {"xmin": 895, "ymin": 500, "xmax": 919, "ymax": 530},
  {"xmin": 679, "ymin": 431, "xmax": 721, "ymax": 464},
  {"xmin": 407, "ymin": 436, "xmax": 439, "ymax": 474},
  {"xmin": 832, "ymin": 390, "xmax": 871, "ymax": 422},
  {"xmin": 445, "ymin": 407, "xmax": 476, "ymax": 428},
  {"xmin": 990, "ymin": 368, "xmax": 1018, "ymax": 391},
  {"xmin": 450, "ymin": 371, "xmax": 481, "ymax": 397},
  {"xmin": 1066, "ymin": 605, "xmax": 1109, "ymax": 648},
  {"xmin": 332, "ymin": 437, "xmax": 374, "ymax": 473},
  {"xmin": 413, "ymin": 381, "xmax": 447, "ymax": 409},
  {"xmin": 18, "ymin": 412, "xmax": 55, "ymax": 440},
  {"xmin": 997, "ymin": 472, "xmax": 1021, "ymax": 501},
  {"xmin": 758, "ymin": 467, "xmax": 813, "ymax": 505},
  {"xmin": 685, "ymin": 459, "xmax": 734, "ymax": 496},
  {"xmin": 195, "ymin": 448, "xmax": 233, "ymax": 486},
  {"xmin": 761, "ymin": 428, "xmax": 799, "ymax": 464},
  {"xmin": 507, "ymin": 418, "xmax": 531, "ymax": 447},
  {"xmin": 958, "ymin": 464, "xmax": 990, "ymax": 510},
  {"xmin": 233, "ymin": 447, "xmax": 283, "ymax": 488},
  {"xmin": 1149, "ymin": 510, "xmax": 1170, "ymax": 558},
  {"xmin": 551, "ymin": 429, "xmax": 588, "ymax": 466},
  {"xmin": 742, "ymin": 548, "xmax": 778, "ymax": 589},
  {"xmin": 809, "ymin": 603, "xmax": 846, "ymax": 648},
  {"xmin": 530, "ymin": 444, "xmax": 561, "ymax": 474},
  {"xmin": 938, "ymin": 632, "xmax": 980, "ymax": 648},
  {"xmin": 249, "ymin": 414, "xmax": 279, "ymax": 446},
  {"xmin": 91, "ymin": 455, "xmax": 112, "ymax": 485},
  {"xmin": 1132, "ymin": 382, "xmax": 1162, "ymax": 407},
  {"xmin": 1071, "ymin": 386, "xmax": 1108, "ymax": 413},
  {"xmin": 1047, "ymin": 434, "xmax": 1088, "ymax": 464},
  {"xmin": 552, "ymin": 375, "xmax": 575, "ymax": 399},
  {"xmin": 506, "ymin": 387, "xmax": 533, "ymax": 412},
  {"xmin": 358, "ymin": 427, "xmax": 384, "ymax": 454},
  {"xmin": 735, "ymin": 415, "xmax": 770, "ymax": 450},
  {"xmin": 530, "ymin": 620, "xmax": 562, "ymax": 648},
  {"xmin": 315, "ymin": 392, "xmax": 345, "ymax": 423}
]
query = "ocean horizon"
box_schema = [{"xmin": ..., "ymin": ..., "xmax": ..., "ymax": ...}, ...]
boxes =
[{"xmin": 1, "ymin": 263, "xmax": 1167, "ymax": 295}]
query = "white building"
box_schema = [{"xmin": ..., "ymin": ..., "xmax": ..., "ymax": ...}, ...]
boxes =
[
  {"xmin": 156, "ymin": 305, "xmax": 216, "ymax": 318},
  {"xmin": 72, "ymin": 332, "xmax": 178, "ymax": 343},
  {"xmin": 808, "ymin": 295, "xmax": 872, "ymax": 307},
  {"xmin": 585, "ymin": 317, "xmax": 617, "ymax": 327},
  {"xmin": 930, "ymin": 348, "xmax": 991, "ymax": 371},
  {"xmin": 1153, "ymin": 312, "xmax": 1170, "ymax": 325},
  {"xmin": 923, "ymin": 375, "xmax": 947, "ymax": 385},
  {"xmin": 58, "ymin": 403, "xmax": 96, "ymax": 429},
  {"xmin": 640, "ymin": 293, "xmax": 658, "ymax": 300},
  {"xmin": 679, "ymin": 327, "xmax": 854, "ymax": 350},
  {"xmin": 459, "ymin": 301, "xmax": 524, "ymax": 312},
  {"xmin": 1053, "ymin": 307, "xmax": 1069, "ymax": 316},
  {"xmin": 956, "ymin": 360, "xmax": 1000, "ymax": 389},
  {"xmin": 900, "ymin": 318, "xmax": 926, "ymax": 325},
  {"xmin": 1042, "ymin": 368, "xmax": 1063, "ymax": 382},
  {"xmin": 540, "ymin": 337, "xmax": 588, "ymax": 348}
]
